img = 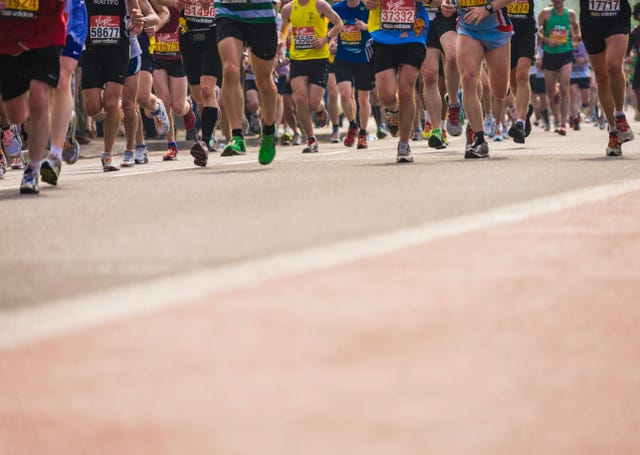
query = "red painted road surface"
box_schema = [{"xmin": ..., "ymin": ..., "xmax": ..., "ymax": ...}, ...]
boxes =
[{"xmin": 1, "ymin": 190, "xmax": 639, "ymax": 454}]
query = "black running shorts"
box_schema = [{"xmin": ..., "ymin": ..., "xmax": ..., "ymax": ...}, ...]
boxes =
[
  {"xmin": 0, "ymin": 46, "xmax": 62, "ymax": 101},
  {"xmin": 215, "ymin": 17, "xmax": 278, "ymax": 61}
]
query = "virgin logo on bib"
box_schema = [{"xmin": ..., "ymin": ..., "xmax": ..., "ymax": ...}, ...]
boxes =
[
  {"xmin": 90, "ymin": 15, "xmax": 121, "ymax": 45},
  {"xmin": 381, "ymin": 0, "xmax": 415, "ymax": 30}
]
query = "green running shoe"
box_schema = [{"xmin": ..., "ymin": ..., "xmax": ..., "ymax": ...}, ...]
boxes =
[
  {"xmin": 428, "ymin": 128, "xmax": 445, "ymax": 149},
  {"xmin": 221, "ymin": 136, "xmax": 247, "ymax": 156},
  {"xmin": 258, "ymin": 133, "xmax": 276, "ymax": 165}
]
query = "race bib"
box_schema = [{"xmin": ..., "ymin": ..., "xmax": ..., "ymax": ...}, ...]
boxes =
[
  {"xmin": 589, "ymin": 0, "xmax": 620, "ymax": 16},
  {"xmin": 507, "ymin": 0, "xmax": 529, "ymax": 16},
  {"xmin": 90, "ymin": 15, "xmax": 121, "ymax": 45},
  {"xmin": 155, "ymin": 32, "xmax": 180, "ymax": 54},
  {"xmin": 1, "ymin": 0, "xmax": 38, "ymax": 19},
  {"xmin": 458, "ymin": 0, "xmax": 486, "ymax": 7},
  {"xmin": 340, "ymin": 24, "xmax": 362, "ymax": 46},
  {"xmin": 293, "ymin": 26, "xmax": 315, "ymax": 50},
  {"xmin": 184, "ymin": 2, "xmax": 216, "ymax": 23},
  {"xmin": 381, "ymin": 0, "xmax": 415, "ymax": 31},
  {"xmin": 549, "ymin": 27, "xmax": 568, "ymax": 44}
]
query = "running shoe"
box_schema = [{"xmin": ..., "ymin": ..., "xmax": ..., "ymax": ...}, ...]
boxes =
[
  {"xmin": 10, "ymin": 152, "xmax": 26, "ymax": 169},
  {"xmin": 447, "ymin": 104, "xmax": 463, "ymax": 136},
  {"xmin": 442, "ymin": 129, "xmax": 449, "ymax": 146},
  {"xmin": 557, "ymin": 124, "xmax": 567, "ymax": 136},
  {"xmin": 493, "ymin": 128, "xmax": 503, "ymax": 142},
  {"xmin": 280, "ymin": 129, "xmax": 293, "ymax": 145},
  {"xmin": 572, "ymin": 116, "xmax": 581, "ymax": 131},
  {"xmin": 20, "ymin": 167, "xmax": 39, "ymax": 194},
  {"xmin": 396, "ymin": 141, "xmax": 413, "ymax": 163},
  {"xmin": 259, "ymin": 132, "xmax": 277, "ymax": 165},
  {"xmin": 249, "ymin": 114, "xmax": 261, "ymax": 135},
  {"xmin": 152, "ymin": 99, "xmax": 170, "ymax": 136},
  {"xmin": 62, "ymin": 138, "xmax": 80, "ymax": 165},
  {"xmin": 221, "ymin": 136, "xmax": 247, "ymax": 156},
  {"xmin": 428, "ymin": 128, "xmax": 445, "ymax": 149},
  {"xmin": 525, "ymin": 104, "xmax": 534, "ymax": 137},
  {"xmin": 465, "ymin": 139, "xmax": 489, "ymax": 159},
  {"xmin": 302, "ymin": 137, "xmax": 319, "ymax": 153},
  {"xmin": 0, "ymin": 151, "xmax": 6, "ymax": 178},
  {"xmin": 182, "ymin": 99, "xmax": 197, "ymax": 132},
  {"xmin": 330, "ymin": 131, "xmax": 340, "ymax": 143},
  {"xmin": 484, "ymin": 115, "xmax": 496, "ymax": 138},
  {"xmin": 292, "ymin": 132, "xmax": 302, "ymax": 145},
  {"xmin": 357, "ymin": 133, "xmax": 368, "ymax": 149},
  {"xmin": 2, "ymin": 124, "xmax": 22, "ymax": 157},
  {"xmin": 314, "ymin": 108, "xmax": 329, "ymax": 128},
  {"xmin": 41, "ymin": 156, "xmax": 62, "ymax": 185},
  {"xmin": 606, "ymin": 132, "xmax": 622, "ymax": 157},
  {"xmin": 134, "ymin": 144, "xmax": 149, "ymax": 164},
  {"xmin": 508, "ymin": 121, "xmax": 526, "ymax": 144},
  {"xmin": 163, "ymin": 144, "xmax": 179, "ymax": 161},
  {"xmin": 376, "ymin": 125, "xmax": 389, "ymax": 139},
  {"xmin": 411, "ymin": 127, "xmax": 422, "ymax": 141},
  {"xmin": 102, "ymin": 154, "xmax": 120, "ymax": 172},
  {"xmin": 386, "ymin": 110, "xmax": 399, "ymax": 137},
  {"xmin": 615, "ymin": 114, "xmax": 635, "ymax": 143},
  {"xmin": 190, "ymin": 140, "xmax": 210, "ymax": 167},
  {"xmin": 121, "ymin": 150, "xmax": 135, "ymax": 167},
  {"xmin": 422, "ymin": 121, "xmax": 433, "ymax": 139},
  {"xmin": 343, "ymin": 124, "xmax": 358, "ymax": 147}
]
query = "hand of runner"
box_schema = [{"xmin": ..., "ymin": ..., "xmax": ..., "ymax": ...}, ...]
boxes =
[
  {"xmin": 363, "ymin": 0, "xmax": 379, "ymax": 10},
  {"xmin": 355, "ymin": 19, "xmax": 367, "ymax": 31},
  {"xmin": 440, "ymin": 0, "xmax": 456, "ymax": 17},
  {"xmin": 464, "ymin": 6, "xmax": 489, "ymax": 25},
  {"xmin": 145, "ymin": 24, "xmax": 158, "ymax": 36},
  {"xmin": 129, "ymin": 8, "xmax": 145, "ymax": 35},
  {"xmin": 312, "ymin": 36, "xmax": 328, "ymax": 49}
]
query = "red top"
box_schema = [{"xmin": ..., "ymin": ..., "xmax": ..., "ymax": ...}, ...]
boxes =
[
  {"xmin": 154, "ymin": 7, "xmax": 181, "ymax": 60},
  {"xmin": 0, "ymin": 0, "xmax": 67, "ymax": 55}
]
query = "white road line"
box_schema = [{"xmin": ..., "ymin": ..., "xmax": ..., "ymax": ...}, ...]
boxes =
[{"xmin": 2, "ymin": 178, "xmax": 640, "ymax": 349}]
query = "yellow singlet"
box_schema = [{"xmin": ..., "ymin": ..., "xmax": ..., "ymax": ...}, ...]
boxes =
[{"xmin": 289, "ymin": 0, "xmax": 329, "ymax": 61}]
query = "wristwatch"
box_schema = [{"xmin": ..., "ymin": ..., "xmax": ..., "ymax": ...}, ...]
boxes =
[{"xmin": 485, "ymin": 3, "xmax": 493, "ymax": 13}]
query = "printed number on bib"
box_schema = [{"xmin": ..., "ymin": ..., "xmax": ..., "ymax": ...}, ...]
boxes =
[
  {"xmin": 1, "ymin": 0, "xmax": 38, "ymax": 19},
  {"xmin": 155, "ymin": 33, "xmax": 180, "ymax": 53},
  {"xmin": 293, "ymin": 26, "xmax": 316, "ymax": 50},
  {"xmin": 507, "ymin": 0, "xmax": 529, "ymax": 15},
  {"xmin": 549, "ymin": 27, "xmax": 568, "ymax": 44},
  {"xmin": 184, "ymin": 2, "xmax": 216, "ymax": 22},
  {"xmin": 90, "ymin": 16, "xmax": 121, "ymax": 44},
  {"xmin": 381, "ymin": 0, "xmax": 415, "ymax": 30},
  {"xmin": 589, "ymin": 0, "xmax": 620, "ymax": 14},
  {"xmin": 458, "ymin": 0, "xmax": 487, "ymax": 7},
  {"xmin": 340, "ymin": 24, "xmax": 362, "ymax": 45}
]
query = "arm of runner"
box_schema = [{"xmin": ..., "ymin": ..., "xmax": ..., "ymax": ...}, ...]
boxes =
[
  {"xmin": 463, "ymin": 0, "xmax": 514, "ymax": 26},
  {"xmin": 127, "ymin": 0, "xmax": 145, "ymax": 35},
  {"xmin": 314, "ymin": 1, "xmax": 343, "ymax": 49},
  {"xmin": 279, "ymin": 3, "xmax": 292, "ymax": 50},
  {"xmin": 569, "ymin": 10, "xmax": 581, "ymax": 45},
  {"xmin": 139, "ymin": 0, "xmax": 160, "ymax": 28},
  {"xmin": 537, "ymin": 10, "xmax": 558, "ymax": 48}
]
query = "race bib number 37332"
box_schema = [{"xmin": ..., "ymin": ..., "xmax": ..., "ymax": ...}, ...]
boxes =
[{"xmin": 381, "ymin": 0, "xmax": 415, "ymax": 30}]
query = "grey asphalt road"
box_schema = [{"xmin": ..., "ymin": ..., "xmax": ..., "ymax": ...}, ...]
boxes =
[{"xmin": 1, "ymin": 120, "xmax": 639, "ymax": 309}]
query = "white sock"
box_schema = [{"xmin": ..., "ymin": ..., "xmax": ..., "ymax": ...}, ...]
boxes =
[
  {"xmin": 440, "ymin": 120, "xmax": 446, "ymax": 130},
  {"xmin": 614, "ymin": 110, "xmax": 624, "ymax": 117},
  {"xmin": 28, "ymin": 160, "xmax": 41, "ymax": 173},
  {"xmin": 516, "ymin": 118, "xmax": 525, "ymax": 125},
  {"xmin": 49, "ymin": 145, "xmax": 63, "ymax": 160}
]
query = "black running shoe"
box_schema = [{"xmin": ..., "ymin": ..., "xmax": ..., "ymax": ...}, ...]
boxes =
[
  {"xmin": 190, "ymin": 141, "xmax": 209, "ymax": 167},
  {"xmin": 508, "ymin": 121, "xmax": 526, "ymax": 144},
  {"xmin": 465, "ymin": 140, "xmax": 489, "ymax": 159}
]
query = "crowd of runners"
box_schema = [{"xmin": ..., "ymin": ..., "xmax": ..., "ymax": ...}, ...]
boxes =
[{"xmin": 0, "ymin": 0, "xmax": 638, "ymax": 193}]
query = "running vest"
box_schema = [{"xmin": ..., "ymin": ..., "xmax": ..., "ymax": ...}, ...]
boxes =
[
  {"xmin": 180, "ymin": 0, "xmax": 216, "ymax": 45},
  {"xmin": 333, "ymin": 0, "xmax": 370, "ymax": 64},
  {"xmin": 544, "ymin": 7, "xmax": 572, "ymax": 54},
  {"xmin": 214, "ymin": 0, "xmax": 275, "ymax": 24},
  {"xmin": 368, "ymin": 0, "xmax": 429, "ymax": 45},
  {"xmin": 289, "ymin": 0, "xmax": 329, "ymax": 61},
  {"xmin": 580, "ymin": 0, "xmax": 631, "ymax": 19},
  {"xmin": 85, "ymin": 0, "xmax": 129, "ymax": 52},
  {"xmin": 155, "ymin": 7, "xmax": 181, "ymax": 60},
  {"xmin": 0, "ymin": 0, "xmax": 66, "ymax": 55}
]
